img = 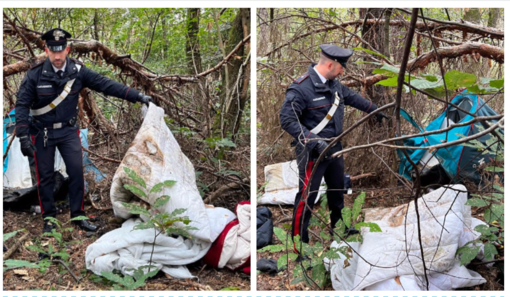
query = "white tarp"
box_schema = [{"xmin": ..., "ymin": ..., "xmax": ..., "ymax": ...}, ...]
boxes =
[
  {"xmin": 258, "ymin": 160, "xmax": 325, "ymax": 205},
  {"xmin": 110, "ymin": 103, "xmax": 230, "ymax": 242},
  {"xmin": 3, "ymin": 138, "xmax": 67, "ymax": 189},
  {"xmin": 3, "ymin": 137, "xmax": 33, "ymax": 188},
  {"xmin": 326, "ymin": 185, "xmax": 487, "ymax": 291}
]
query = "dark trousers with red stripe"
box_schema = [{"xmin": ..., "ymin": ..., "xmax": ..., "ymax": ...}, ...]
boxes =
[
  {"xmin": 291, "ymin": 144, "xmax": 345, "ymax": 245},
  {"xmin": 32, "ymin": 130, "xmax": 85, "ymax": 219}
]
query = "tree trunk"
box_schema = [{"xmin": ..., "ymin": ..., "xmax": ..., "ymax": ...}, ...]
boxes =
[
  {"xmin": 383, "ymin": 9, "xmax": 392, "ymax": 57},
  {"xmin": 186, "ymin": 8, "xmax": 203, "ymax": 74},
  {"xmin": 93, "ymin": 10, "xmax": 99, "ymax": 41},
  {"xmin": 215, "ymin": 8, "xmax": 251, "ymax": 138},
  {"xmin": 359, "ymin": 8, "xmax": 386, "ymax": 106},
  {"xmin": 488, "ymin": 8, "xmax": 501, "ymax": 28},
  {"xmin": 258, "ymin": 8, "xmax": 270, "ymax": 55}
]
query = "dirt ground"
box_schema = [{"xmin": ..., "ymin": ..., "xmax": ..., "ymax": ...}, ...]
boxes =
[
  {"xmin": 256, "ymin": 186, "xmax": 504, "ymax": 291},
  {"xmin": 3, "ymin": 201, "xmax": 250, "ymax": 291}
]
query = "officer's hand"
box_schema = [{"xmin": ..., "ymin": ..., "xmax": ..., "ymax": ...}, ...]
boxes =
[
  {"xmin": 314, "ymin": 140, "xmax": 332, "ymax": 157},
  {"xmin": 375, "ymin": 112, "xmax": 389, "ymax": 124},
  {"xmin": 19, "ymin": 135, "xmax": 36, "ymax": 157},
  {"xmin": 138, "ymin": 93, "xmax": 153, "ymax": 107}
]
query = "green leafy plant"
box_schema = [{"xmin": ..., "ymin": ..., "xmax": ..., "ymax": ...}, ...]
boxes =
[
  {"xmin": 121, "ymin": 167, "xmax": 197, "ymax": 239},
  {"xmin": 258, "ymin": 192, "xmax": 381, "ymax": 289},
  {"xmin": 100, "ymin": 266, "xmax": 159, "ymax": 290},
  {"xmin": 372, "ymin": 63, "xmax": 504, "ymax": 97},
  {"xmin": 201, "ymin": 137, "xmax": 236, "ymax": 160},
  {"xmin": 3, "ymin": 217, "xmax": 87, "ymax": 279},
  {"xmin": 103, "ymin": 167, "xmax": 198, "ymax": 289},
  {"xmin": 457, "ymin": 131, "xmax": 504, "ymax": 266}
]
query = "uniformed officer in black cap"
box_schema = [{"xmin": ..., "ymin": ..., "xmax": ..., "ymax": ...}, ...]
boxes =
[
  {"xmin": 15, "ymin": 28, "xmax": 153, "ymax": 234},
  {"xmin": 280, "ymin": 44, "xmax": 387, "ymax": 251}
]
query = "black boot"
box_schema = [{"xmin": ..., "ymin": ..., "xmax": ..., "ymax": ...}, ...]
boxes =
[{"xmin": 72, "ymin": 220, "xmax": 98, "ymax": 232}]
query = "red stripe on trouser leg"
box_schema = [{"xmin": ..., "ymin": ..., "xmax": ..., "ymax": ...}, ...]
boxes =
[
  {"xmin": 31, "ymin": 135, "xmax": 44, "ymax": 214},
  {"xmin": 293, "ymin": 201, "xmax": 305, "ymax": 253},
  {"xmin": 77, "ymin": 129, "xmax": 85, "ymax": 211},
  {"xmin": 293, "ymin": 160, "xmax": 314, "ymax": 253}
]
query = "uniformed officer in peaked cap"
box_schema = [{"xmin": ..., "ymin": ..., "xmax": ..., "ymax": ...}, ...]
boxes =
[
  {"xmin": 15, "ymin": 28, "xmax": 154, "ymax": 234},
  {"xmin": 280, "ymin": 44, "xmax": 387, "ymax": 254}
]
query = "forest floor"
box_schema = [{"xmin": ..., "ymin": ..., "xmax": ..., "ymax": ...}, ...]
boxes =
[
  {"xmin": 3, "ymin": 135, "xmax": 251, "ymax": 291},
  {"xmin": 3, "ymin": 206, "xmax": 249, "ymax": 291},
  {"xmin": 256, "ymin": 183, "xmax": 504, "ymax": 291}
]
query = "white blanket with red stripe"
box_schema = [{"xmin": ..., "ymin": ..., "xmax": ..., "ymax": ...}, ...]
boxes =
[{"xmin": 204, "ymin": 202, "xmax": 251, "ymax": 271}]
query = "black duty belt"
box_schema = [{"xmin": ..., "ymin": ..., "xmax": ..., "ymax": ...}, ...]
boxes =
[{"xmin": 33, "ymin": 117, "xmax": 77, "ymax": 130}]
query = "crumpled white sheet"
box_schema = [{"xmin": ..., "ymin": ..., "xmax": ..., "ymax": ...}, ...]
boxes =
[
  {"xmin": 88, "ymin": 103, "xmax": 239, "ymax": 279},
  {"xmin": 258, "ymin": 160, "xmax": 325, "ymax": 205},
  {"xmin": 86, "ymin": 206, "xmax": 235, "ymax": 279},
  {"xmin": 326, "ymin": 185, "xmax": 488, "ymax": 291},
  {"xmin": 110, "ymin": 103, "xmax": 226, "ymax": 242}
]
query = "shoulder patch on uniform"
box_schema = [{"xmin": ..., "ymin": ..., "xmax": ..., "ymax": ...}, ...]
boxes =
[
  {"xmin": 294, "ymin": 73, "xmax": 309, "ymax": 84},
  {"xmin": 70, "ymin": 57, "xmax": 84, "ymax": 66}
]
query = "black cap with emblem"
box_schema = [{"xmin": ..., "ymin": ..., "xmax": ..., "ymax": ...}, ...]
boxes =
[
  {"xmin": 319, "ymin": 44, "xmax": 353, "ymax": 68},
  {"xmin": 41, "ymin": 28, "xmax": 71, "ymax": 52}
]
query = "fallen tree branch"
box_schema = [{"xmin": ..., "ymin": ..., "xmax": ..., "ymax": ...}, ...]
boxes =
[
  {"xmin": 203, "ymin": 177, "xmax": 249, "ymax": 204},
  {"xmin": 3, "ymin": 53, "xmax": 46, "ymax": 77},
  {"xmin": 5, "ymin": 23, "xmax": 250, "ymax": 85},
  {"xmin": 196, "ymin": 34, "xmax": 251, "ymax": 78},
  {"xmin": 350, "ymin": 172, "xmax": 376, "ymax": 181},
  {"xmin": 407, "ymin": 42, "xmax": 504, "ymax": 71},
  {"xmin": 331, "ymin": 117, "xmax": 504, "ymax": 161},
  {"xmin": 340, "ymin": 43, "xmax": 504, "ymax": 88},
  {"xmin": 82, "ymin": 146, "xmax": 121, "ymax": 163},
  {"xmin": 3, "ymin": 232, "xmax": 29, "ymax": 260},
  {"xmin": 2, "ymin": 17, "xmax": 36, "ymax": 57},
  {"xmin": 4, "ymin": 24, "xmax": 45, "ymax": 50},
  {"xmin": 3, "ymin": 128, "xmax": 16, "ymax": 162},
  {"xmin": 331, "ymin": 114, "xmax": 502, "ymax": 157},
  {"xmin": 398, "ymin": 8, "xmax": 504, "ymax": 39},
  {"xmin": 262, "ymin": 18, "xmax": 503, "ymax": 57},
  {"xmin": 171, "ymin": 279, "xmax": 213, "ymax": 291},
  {"xmin": 52, "ymin": 259, "xmax": 81, "ymax": 283}
]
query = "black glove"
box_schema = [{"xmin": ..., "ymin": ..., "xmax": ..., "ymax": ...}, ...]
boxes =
[
  {"xmin": 375, "ymin": 112, "xmax": 389, "ymax": 124},
  {"xmin": 19, "ymin": 135, "xmax": 36, "ymax": 157},
  {"xmin": 137, "ymin": 93, "xmax": 153, "ymax": 107},
  {"xmin": 314, "ymin": 140, "xmax": 332, "ymax": 157}
]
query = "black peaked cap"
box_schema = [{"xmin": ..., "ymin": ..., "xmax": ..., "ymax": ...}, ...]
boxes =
[
  {"xmin": 41, "ymin": 28, "xmax": 71, "ymax": 52},
  {"xmin": 319, "ymin": 44, "xmax": 353, "ymax": 68}
]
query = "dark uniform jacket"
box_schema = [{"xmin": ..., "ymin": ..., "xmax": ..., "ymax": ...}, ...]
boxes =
[
  {"xmin": 280, "ymin": 64, "xmax": 378, "ymax": 151},
  {"xmin": 15, "ymin": 57, "xmax": 141, "ymax": 138}
]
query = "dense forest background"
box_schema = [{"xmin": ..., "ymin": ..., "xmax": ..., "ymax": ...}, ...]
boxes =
[
  {"xmin": 257, "ymin": 8, "xmax": 503, "ymax": 290},
  {"xmin": 3, "ymin": 8, "xmax": 250, "ymax": 290}
]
